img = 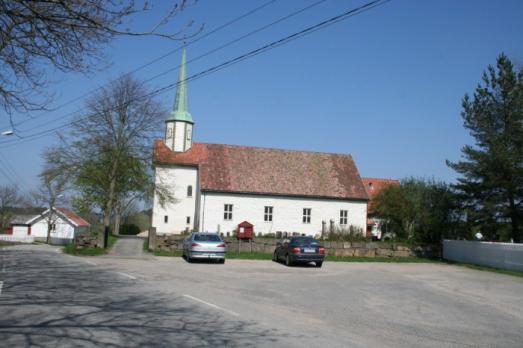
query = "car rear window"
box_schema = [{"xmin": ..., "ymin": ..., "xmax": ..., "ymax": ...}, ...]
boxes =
[
  {"xmin": 194, "ymin": 234, "xmax": 222, "ymax": 242},
  {"xmin": 292, "ymin": 237, "xmax": 319, "ymax": 246}
]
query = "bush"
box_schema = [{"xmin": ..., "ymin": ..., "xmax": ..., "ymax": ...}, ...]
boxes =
[
  {"xmin": 325, "ymin": 225, "xmax": 367, "ymax": 242},
  {"xmin": 119, "ymin": 224, "xmax": 140, "ymax": 235}
]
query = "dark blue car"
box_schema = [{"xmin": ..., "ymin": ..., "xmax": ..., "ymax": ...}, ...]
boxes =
[{"xmin": 273, "ymin": 236, "xmax": 325, "ymax": 267}]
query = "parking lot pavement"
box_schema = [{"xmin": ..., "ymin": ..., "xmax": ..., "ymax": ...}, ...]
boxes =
[{"xmin": 2, "ymin": 245, "xmax": 523, "ymax": 347}]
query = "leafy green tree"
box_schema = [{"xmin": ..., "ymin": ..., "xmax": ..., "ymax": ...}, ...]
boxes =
[
  {"xmin": 447, "ymin": 54, "xmax": 523, "ymax": 243},
  {"xmin": 44, "ymin": 74, "xmax": 174, "ymax": 247},
  {"xmin": 373, "ymin": 178, "xmax": 462, "ymax": 244}
]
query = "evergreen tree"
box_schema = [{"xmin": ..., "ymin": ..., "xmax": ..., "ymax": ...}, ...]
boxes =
[{"xmin": 447, "ymin": 54, "xmax": 523, "ymax": 243}]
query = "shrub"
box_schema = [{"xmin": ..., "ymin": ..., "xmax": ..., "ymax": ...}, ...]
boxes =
[
  {"xmin": 325, "ymin": 225, "xmax": 367, "ymax": 242},
  {"xmin": 119, "ymin": 224, "xmax": 141, "ymax": 235}
]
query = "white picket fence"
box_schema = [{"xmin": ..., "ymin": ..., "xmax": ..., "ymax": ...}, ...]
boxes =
[
  {"xmin": 443, "ymin": 240, "xmax": 523, "ymax": 272},
  {"xmin": 0, "ymin": 234, "xmax": 35, "ymax": 243}
]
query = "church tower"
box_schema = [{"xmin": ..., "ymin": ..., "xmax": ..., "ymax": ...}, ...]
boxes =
[{"xmin": 165, "ymin": 48, "xmax": 194, "ymax": 152}]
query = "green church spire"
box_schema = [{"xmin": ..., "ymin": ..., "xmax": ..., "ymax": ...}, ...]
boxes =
[{"xmin": 167, "ymin": 48, "xmax": 193, "ymax": 123}]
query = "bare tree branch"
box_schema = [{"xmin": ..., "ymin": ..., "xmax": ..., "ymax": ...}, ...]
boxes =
[{"xmin": 0, "ymin": 0, "xmax": 200, "ymax": 116}]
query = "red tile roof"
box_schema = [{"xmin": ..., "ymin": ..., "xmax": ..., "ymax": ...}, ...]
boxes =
[
  {"xmin": 362, "ymin": 177, "xmax": 400, "ymax": 213},
  {"xmin": 57, "ymin": 208, "xmax": 90, "ymax": 227},
  {"xmin": 154, "ymin": 139, "xmax": 368, "ymax": 201}
]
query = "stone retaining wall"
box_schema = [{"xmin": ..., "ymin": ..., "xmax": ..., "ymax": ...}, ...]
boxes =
[
  {"xmin": 152, "ymin": 233, "xmax": 440, "ymax": 258},
  {"xmin": 74, "ymin": 233, "xmax": 100, "ymax": 248}
]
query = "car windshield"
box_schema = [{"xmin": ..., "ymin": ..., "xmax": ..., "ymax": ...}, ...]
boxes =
[
  {"xmin": 194, "ymin": 234, "xmax": 222, "ymax": 242},
  {"xmin": 291, "ymin": 237, "xmax": 319, "ymax": 246}
]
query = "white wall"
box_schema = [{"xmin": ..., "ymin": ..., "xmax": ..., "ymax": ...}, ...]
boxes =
[
  {"xmin": 165, "ymin": 122, "xmax": 175, "ymax": 150},
  {"xmin": 12, "ymin": 226, "xmax": 29, "ymax": 237},
  {"xmin": 0, "ymin": 234, "xmax": 34, "ymax": 243},
  {"xmin": 153, "ymin": 165, "xmax": 197, "ymax": 234},
  {"xmin": 31, "ymin": 216, "xmax": 75, "ymax": 239},
  {"xmin": 173, "ymin": 122, "xmax": 186, "ymax": 152},
  {"xmin": 185, "ymin": 123, "xmax": 193, "ymax": 151},
  {"xmin": 443, "ymin": 240, "xmax": 523, "ymax": 272},
  {"xmin": 199, "ymin": 192, "xmax": 367, "ymax": 236}
]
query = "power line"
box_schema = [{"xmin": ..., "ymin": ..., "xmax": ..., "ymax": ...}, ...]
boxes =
[
  {"xmin": 0, "ymin": 0, "xmax": 391, "ymax": 149},
  {"xmin": 0, "ymin": 151, "xmax": 31, "ymax": 192},
  {"xmin": 11, "ymin": 0, "xmax": 278, "ymax": 129},
  {"xmin": 16, "ymin": 0, "xmax": 328, "ymax": 136},
  {"xmin": 0, "ymin": 161, "xmax": 19, "ymax": 188}
]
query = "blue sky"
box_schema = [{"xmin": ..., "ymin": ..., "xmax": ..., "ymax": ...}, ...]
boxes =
[{"xmin": 1, "ymin": 0, "xmax": 522, "ymax": 194}]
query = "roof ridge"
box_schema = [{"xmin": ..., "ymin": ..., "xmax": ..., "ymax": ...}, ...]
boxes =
[
  {"xmin": 193, "ymin": 141, "xmax": 354, "ymax": 158},
  {"xmin": 362, "ymin": 177, "xmax": 400, "ymax": 181}
]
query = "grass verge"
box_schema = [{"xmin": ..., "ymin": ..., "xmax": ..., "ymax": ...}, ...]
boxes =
[
  {"xmin": 153, "ymin": 250, "xmax": 183, "ymax": 257},
  {"xmin": 63, "ymin": 234, "xmax": 119, "ymax": 256},
  {"xmin": 326, "ymin": 255, "xmax": 441, "ymax": 263},
  {"xmin": 444, "ymin": 261, "xmax": 523, "ymax": 278}
]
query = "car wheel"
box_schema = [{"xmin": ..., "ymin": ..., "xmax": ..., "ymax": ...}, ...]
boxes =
[
  {"xmin": 272, "ymin": 251, "xmax": 278, "ymax": 262},
  {"xmin": 285, "ymin": 254, "xmax": 292, "ymax": 267},
  {"xmin": 186, "ymin": 255, "xmax": 192, "ymax": 263},
  {"xmin": 316, "ymin": 261, "xmax": 323, "ymax": 268},
  {"xmin": 220, "ymin": 259, "xmax": 225, "ymax": 264}
]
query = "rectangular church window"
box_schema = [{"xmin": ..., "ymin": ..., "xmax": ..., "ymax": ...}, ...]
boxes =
[
  {"xmin": 164, "ymin": 215, "xmax": 168, "ymax": 223},
  {"xmin": 303, "ymin": 208, "xmax": 311, "ymax": 224},
  {"xmin": 224, "ymin": 204, "xmax": 233, "ymax": 220},
  {"xmin": 340, "ymin": 210, "xmax": 348, "ymax": 225},
  {"xmin": 264, "ymin": 206, "xmax": 273, "ymax": 222}
]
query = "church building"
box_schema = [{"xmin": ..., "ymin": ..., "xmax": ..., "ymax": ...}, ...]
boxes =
[{"xmin": 152, "ymin": 50, "xmax": 369, "ymax": 236}]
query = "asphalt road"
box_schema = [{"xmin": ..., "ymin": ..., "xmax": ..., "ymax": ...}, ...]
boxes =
[
  {"xmin": 1, "ymin": 245, "xmax": 522, "ymax": 347},
  {"xmin": 106, "ymin": 236, "xmax": 151, "ymax": 259}
]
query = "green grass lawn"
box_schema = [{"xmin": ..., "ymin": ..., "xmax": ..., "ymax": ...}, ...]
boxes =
[
  {"xmin": 63, "ymin": 234, "xmax": 119, "ymax": 256},
  {"xmin": 153, "ymin": 250, "xmax": 183, "ymax": 257}
]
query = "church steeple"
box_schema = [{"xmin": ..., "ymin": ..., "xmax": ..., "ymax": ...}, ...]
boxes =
[{"xmin": 165, "ymin": 48, "xmax": 194, "ymax": 152}]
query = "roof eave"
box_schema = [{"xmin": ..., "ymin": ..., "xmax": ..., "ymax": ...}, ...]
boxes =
[{"xmin": 201, "ymin": 189, "xmax": 369, "ymax": 202}]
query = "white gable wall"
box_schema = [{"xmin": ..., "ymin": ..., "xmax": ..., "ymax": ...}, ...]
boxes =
[
  {"xmin": 31, "ymin": 215, "xmax": 75, "ymax": 239},
  {"xmin": 199, "ymin": 192, "xmax": 367, "ymax": 236},
  {"xmin": 153, "ymin": 165, "xmax": 198, "ymax": 234}
]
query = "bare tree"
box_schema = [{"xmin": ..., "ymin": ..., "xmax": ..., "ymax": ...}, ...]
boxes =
[
  {"xmin": 0, "ymin": 0, "xmax": 199, "ymax": 116},
  {"xmin": 32, "ymin": 173, "xmax": 68, "ymax": 244},
  {"xmin": 44, "ymin": 74, "xmax": 174, "ymax": 247},
  {"xmin": 0, "ymin": 184, "xmax": 23, "ymax": 229}
]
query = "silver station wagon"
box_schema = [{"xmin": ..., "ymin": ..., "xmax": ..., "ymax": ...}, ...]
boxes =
[{"xmin": 182, "ymin": 232, "xmax": 226, "ymax": 263}]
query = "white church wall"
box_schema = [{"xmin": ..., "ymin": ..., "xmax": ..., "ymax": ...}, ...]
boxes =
[
  {"xmin": 199, "ymin": 192, "xmax": 367, "ymax": 237},
  {"xmin": 153, "ymin": 165, "xmax": 198, "ymax": 234}
]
